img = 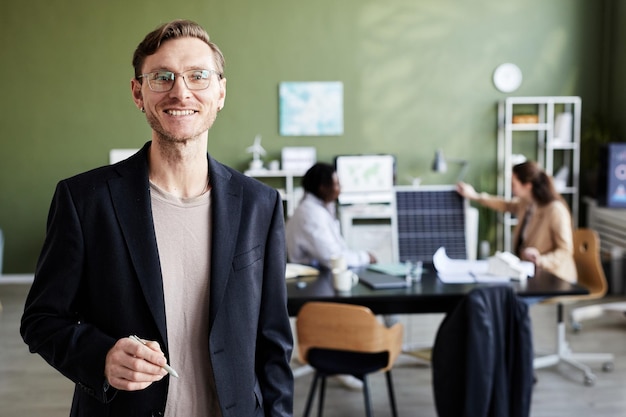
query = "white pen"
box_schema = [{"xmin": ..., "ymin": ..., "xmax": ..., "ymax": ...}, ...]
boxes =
[{"xmin": 129, "ymin": 335, "xmax": 180, "ymax": 378}]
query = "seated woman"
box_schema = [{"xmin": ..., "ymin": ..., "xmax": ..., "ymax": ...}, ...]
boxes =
[
  {"xmin": 456, "ymin": 160, "xmax": 576, "ymax": 283},
  {"xmin": 286, "ymin": 162, "xmax": 377, "ymax": 269}
]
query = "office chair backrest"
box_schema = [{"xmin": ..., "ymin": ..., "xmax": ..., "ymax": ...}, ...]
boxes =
[
  {"xmin": 573, "ymin": 228, "xmax": 608, "ymax": 299},
  {"xmin": 296, "ymin": 301, "xmax": 403, "ymax": 372}
]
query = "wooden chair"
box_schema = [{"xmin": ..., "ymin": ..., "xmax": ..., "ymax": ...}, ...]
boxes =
[
  {"xmin": 533, "ymin": 228, "xmax": 615, "ymax": 385},
  {"xmin": 296, "ymin": 301, "xmax": 403, "ymax": 417}
]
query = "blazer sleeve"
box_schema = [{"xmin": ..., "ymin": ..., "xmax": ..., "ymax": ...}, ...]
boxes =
[
  {"xmin": 20, "ymin": 181, "xmax": 117, "ymax": 402},
  {"xmin": 475, "ymin": 192, "xmax": 521, "ymax": 213}
]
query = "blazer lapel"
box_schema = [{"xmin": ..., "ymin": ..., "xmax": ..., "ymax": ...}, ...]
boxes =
[
  {"xmin": 108, "ymin": 145, "xmax": 168, "ymax": 344},
  {"xmin": 208, "ymin": 158, "xmax": 242, "ymax": 327}
]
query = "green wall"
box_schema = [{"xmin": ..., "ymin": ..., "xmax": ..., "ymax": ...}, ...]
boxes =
[
  {"xmin": 0, "ymin": 0, "xmax": 603, "ymax": 272},
  {"xmin": 607, "ymin": 1, "xmax": 626, "ymax": 140}
]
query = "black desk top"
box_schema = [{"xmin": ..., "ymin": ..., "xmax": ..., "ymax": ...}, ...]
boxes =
[{"xmin": 286, "ymin": 264, "xmax": 587, "ymax": 316}]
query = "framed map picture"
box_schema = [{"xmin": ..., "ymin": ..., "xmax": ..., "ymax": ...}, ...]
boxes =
[{"xmin": 279, "ymin": 81, "xmax": 343, "ymax": 136}]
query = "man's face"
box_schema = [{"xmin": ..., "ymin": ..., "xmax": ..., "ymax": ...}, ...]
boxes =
[
  {"xmin": 319, "ymin": 173, "xmax": 341, "ymax": 203},
  {"xmin": 131, "ymin": 37, "xmax": 226, "ymax": 144}
]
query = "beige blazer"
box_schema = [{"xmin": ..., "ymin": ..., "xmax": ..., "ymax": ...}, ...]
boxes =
[{"xmin": 477, "ymin": 194, "xmax": 577, "ymax": 283}]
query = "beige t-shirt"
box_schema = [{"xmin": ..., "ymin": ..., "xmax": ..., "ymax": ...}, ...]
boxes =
[{"xmin": 150, "ymin": 183, "xmax": 222, "ymax": 417}]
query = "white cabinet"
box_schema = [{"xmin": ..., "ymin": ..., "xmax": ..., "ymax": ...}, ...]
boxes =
[
  {"xmin": 339, "ymin": 204, "xmax": 395, "ymax": 263},
  {"xmin": 496, "ymin": 96, "xmax": 581, "ymax": 252},
  {"xmin": 244, "ymin": 170, "xmax": 305, "ymax": 217}
]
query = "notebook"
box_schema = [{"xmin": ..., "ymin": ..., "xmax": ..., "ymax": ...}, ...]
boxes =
[
  {"xmin": 367, "ymin": 262, "xmax": 410, "ymax": 276},
  {"xmin": 358, "ymin": 271, "xmax": 409, "ymax": 289}
]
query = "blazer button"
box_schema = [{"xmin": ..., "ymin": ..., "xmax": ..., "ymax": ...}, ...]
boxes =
[{"xmin": 151, "ymin": 411, "xmax": 164, "ymax": 417}]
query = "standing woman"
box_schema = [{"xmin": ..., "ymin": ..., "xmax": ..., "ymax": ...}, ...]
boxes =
[{"xmin": 456, "ymin": 161, "xmax": 577, "ymax": 283}]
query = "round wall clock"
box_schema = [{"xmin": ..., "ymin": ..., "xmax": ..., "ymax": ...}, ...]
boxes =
[{"xmin": 493, "ymin": 63, "xmax": 523, "ymax": 93}]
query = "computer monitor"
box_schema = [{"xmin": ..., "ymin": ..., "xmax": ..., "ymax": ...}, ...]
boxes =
[{"xmin": 334, "ymin": 154, "xmax": 396, "ymax": 205}]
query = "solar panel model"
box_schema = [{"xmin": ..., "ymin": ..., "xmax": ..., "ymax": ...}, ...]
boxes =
[{"xmin": 392, "ymin": 185, "xmax": 467, "ymax": 262}]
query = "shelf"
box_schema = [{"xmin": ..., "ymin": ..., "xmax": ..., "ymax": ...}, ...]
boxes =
[
  {"xmin": 548, "ymin": 142, "xmax": 578, "ymax": 150},
  {"xmin": 497, "ymin": 96, "xmax": 581, "ymax": 252},
  {"xmin": 508, "ymin": 123, "xmax": 551, "ymax": 131},
  {"xmin": 244, "ymin": 169, "xmax": 305, "ymax": 218}
]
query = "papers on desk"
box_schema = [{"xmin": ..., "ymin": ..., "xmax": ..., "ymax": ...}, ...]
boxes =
[
  {"xmin": 433, "ymin": 247, "xmax": 534, "ymax": 284},
  {"xmin": 285, "ymin": 263, "xmax": 320, "ymax": 279}
]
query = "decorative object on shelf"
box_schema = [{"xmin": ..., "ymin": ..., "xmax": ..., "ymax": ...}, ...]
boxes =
[
  {"xmin": 512, "ymin": 114, "xmax": 539, "ymax": 124},
  {"xmin": 268, "ymin": 160, "xmax": 280, "ymax": 171},
  {"xmin": 246, "ymin": 134, "xmax": 266, "ymax": 171},
  {"xmin": 281, "ymin": 147, "xmax": 316, "ymax": 173},
  {"xmin": 554, "ymin": 166, "xmax": 570, "ymax": 192},
  {"xmin": 511, "ymin": 154, "xmax": 528, "ymax": 165},
  {"xmin": 431, "ymin": 149, "xmax": 469, "ymax": 182},
  {"xmin": 279, "ymin": 81, "xmax": 343, "ymax": 136},
  {"xmin": 553, "ymin": 112, "xmax": 573, "ymax": 142},
  {"xmin": 493, "ymin": 63, "xmax": 523, "ymax": 93}
]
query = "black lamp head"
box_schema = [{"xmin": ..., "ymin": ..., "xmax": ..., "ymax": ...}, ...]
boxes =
[{"xmin": 432, "ymin": 149, "xmax": 448, "ymax": 173}]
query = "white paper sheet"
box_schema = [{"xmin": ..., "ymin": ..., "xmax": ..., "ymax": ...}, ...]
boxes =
[
  {"xmin": 285, "ymin": 263, "xmax": 320, "ymax": 279},
  {"xmin": 433, "ymin": 247, "xmax": 511, "ymax": 284}
]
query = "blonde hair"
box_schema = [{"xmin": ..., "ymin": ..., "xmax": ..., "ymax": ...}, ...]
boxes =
[{"xmin": 132, "ymin": 19, "xmax": 225, "ymax": 80}]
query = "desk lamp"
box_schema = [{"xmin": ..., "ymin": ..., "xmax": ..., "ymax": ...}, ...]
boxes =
[{"xmin": 432, "ymin": 149, "xmax": 469, "ymax": 182}]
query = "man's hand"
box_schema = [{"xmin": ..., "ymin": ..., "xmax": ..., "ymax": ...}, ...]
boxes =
[{"xmin": 104, "ymin": 337, "xmax": 168, "ymax": 391}]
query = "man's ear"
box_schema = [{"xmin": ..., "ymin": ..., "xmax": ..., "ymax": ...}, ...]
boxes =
[
  {"xmin": 217, "ymin": 77, "xmax": 226, "ymax": 112},
  {"xmin": 130, "ymin": 78, "xmax": 144, "ymax": 111}
]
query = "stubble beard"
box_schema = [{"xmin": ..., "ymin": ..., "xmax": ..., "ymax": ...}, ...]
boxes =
[{"xmin": 146, "ymin": 110, "xmax": 217, "ymax": 148}]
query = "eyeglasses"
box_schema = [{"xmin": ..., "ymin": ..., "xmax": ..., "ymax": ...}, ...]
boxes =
[{"xmin": 138, "ymin": 69, "xmax": 221, "ymax": 92}]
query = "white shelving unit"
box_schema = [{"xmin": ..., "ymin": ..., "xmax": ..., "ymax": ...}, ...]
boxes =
[
  {"xmin": 244, "ymin": 169, "xmax": 305, "ymax": 217},
  {"xmin": 496, "ymin": 96, "xmax": 581, "ymax": 252}
]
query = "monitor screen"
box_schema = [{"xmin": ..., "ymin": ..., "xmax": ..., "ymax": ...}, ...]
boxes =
[{"xmin": 334, "ymin": 154, "xmax": 396, "ymax": 205}]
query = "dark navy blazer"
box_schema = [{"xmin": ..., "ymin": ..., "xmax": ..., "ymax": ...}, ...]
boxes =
[{"xmin": 21, "ymin": 142, "xmax": 294, "ymax": 417}]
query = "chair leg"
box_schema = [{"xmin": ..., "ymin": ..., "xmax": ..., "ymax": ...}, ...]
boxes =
[
  {"xmin": 362, "ymin": 375, "xmax": 373, "ymax": 417},
  {"xmin": 385, "ymin": 370, "xmax": 399, "ymax": 417},
  {"xmin": 534, "ymin": 303, "xmax": 615, "ymax": 386},
  {"xmin": 303, "ymin": 372, "xmax": 320, "ymax": 417},
  {"xmin": 317, "ymin": 375, "xmax": 327, "ymax": 417}
]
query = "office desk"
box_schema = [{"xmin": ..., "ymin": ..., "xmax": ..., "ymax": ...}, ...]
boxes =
[{"xmin": 286, "ymin": 264, "xmax": 587, "ymax": 316}]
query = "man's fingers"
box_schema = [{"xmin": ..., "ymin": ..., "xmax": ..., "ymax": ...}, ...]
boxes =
[
  {"xmin": 104, "ymin": 337, "xmax": 167, "ymax": 391},
  {"xmin": 127, "ymin": 337, "xmax": 167, "ymax": 368}
]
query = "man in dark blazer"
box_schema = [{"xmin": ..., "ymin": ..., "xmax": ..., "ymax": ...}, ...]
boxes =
[{"xmin": 21, "ymin": 20, "xmax": 293, "ymax": 417}]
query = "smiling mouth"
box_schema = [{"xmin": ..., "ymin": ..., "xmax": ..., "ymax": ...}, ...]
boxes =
[{"xmin": 166, "ymin": 109, "xmax": 196, "ymax": 116}]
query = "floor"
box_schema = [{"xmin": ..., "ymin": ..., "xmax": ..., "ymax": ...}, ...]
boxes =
[{"xmin": 1, "ymin": 283, "xmax": 625, "ymax": 417}]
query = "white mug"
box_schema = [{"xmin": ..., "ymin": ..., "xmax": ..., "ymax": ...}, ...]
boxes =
[
  {"xmin": 330, "ymin": 255, "xmax": 347, "ymax": 272},
  {"xmin": 332, "ymin": 268, "xmax": 358, "ymax": 292}
]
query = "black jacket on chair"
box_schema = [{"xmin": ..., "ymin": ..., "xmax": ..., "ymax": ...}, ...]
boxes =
[{"xmin": 432, "ymin": 286, "xmax": 534, "ymax": 417}]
